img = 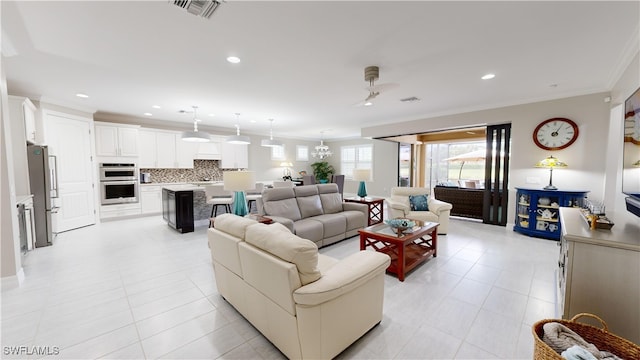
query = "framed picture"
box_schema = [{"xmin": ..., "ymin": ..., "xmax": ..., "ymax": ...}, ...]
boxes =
[
  {"xmin": 271, "ymin": 144, "xmax": 285, "ymax": 161},
  {"xmin": 296, "ymin": 145, "xmax": 309, "ymax": 161}
]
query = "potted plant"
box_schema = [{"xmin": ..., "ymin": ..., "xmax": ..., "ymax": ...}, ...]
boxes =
[{"xmin": 310, "ymin": 161, "xmax": 335, "ymax": 183}]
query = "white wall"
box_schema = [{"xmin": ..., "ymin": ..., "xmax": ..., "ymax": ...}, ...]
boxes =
[
  {"xmin": 1, "ymin": 57, "xmax": 24, "ymax": 287},
  {"xmin": 363, "ymin": 92, "xmax": 612, "ymax": 224},
  {"xmin": 322, "ymin": 138, "xmax": 398, "ymax": 198},
  {"xmin": 246, "ymin": 135, "xmax": 320, "ymax": 181}
]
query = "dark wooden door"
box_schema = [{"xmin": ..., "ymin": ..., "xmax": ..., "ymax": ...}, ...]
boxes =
[{"xmin": 483, "ymin": 124, "xmax": 511, "ymax": 225}]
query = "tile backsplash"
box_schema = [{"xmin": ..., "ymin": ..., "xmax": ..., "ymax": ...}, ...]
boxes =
[{"xmin": 140, "ymin": 160, "xmax": 223, "ymax": 183}]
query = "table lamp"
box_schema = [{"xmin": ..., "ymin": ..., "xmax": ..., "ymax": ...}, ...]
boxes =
[
  {"xmin": 535, "ymin": 156, "xmax": 567, "ymax": 190},
  {"xmin": 280, "ymin": 161, "xmax": 293, "ymax": 178},
  {"xmin": 353, "ymin": 168, "xmax": 371, "ymax": 198},
  {"xmin": 223, "ymin": 170, "xmax": 256, "ymax": 216}
]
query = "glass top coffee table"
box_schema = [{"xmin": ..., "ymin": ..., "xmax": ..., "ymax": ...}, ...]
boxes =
[{"xmin": 359, "ymin": 221, "xmax": 438, "ymax": 282}]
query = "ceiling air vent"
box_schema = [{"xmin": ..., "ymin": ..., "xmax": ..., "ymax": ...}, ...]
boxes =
[
  {"xmin": 171, "ymin": 0, "xmax": 221, "ymax": 19},
  {"xmin": 400, "ymin": 96, "xmax": 420, "ymax": 103}
]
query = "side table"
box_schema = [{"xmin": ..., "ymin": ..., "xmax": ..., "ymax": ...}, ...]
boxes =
[{"xmin": 344, "ymin": 196, "xmax": 385, "ymax": 226}]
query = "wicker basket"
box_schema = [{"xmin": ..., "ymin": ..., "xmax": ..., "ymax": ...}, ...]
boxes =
[{"xmin": 532, "ymin": 313, "xmax": 640, "ymax": 359}]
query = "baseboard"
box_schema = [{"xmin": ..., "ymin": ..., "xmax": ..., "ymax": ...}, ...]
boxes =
[{"xmin": 1, "ymin": 267, "xmax": 25, "ymax": 291}]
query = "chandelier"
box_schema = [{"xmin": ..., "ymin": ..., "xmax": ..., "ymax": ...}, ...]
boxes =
[{"xmin": 311, "ymin": 132, "xmax": 332, "ymax": 159}]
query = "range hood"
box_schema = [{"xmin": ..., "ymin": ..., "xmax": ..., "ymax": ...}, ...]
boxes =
[{"xmin": 195, "ymin": 142, "xmax": 222, "ymax": 160}]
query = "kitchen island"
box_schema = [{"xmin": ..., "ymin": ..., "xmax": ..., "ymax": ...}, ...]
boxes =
[{"xmin": 161, "ymin": 184, "xmax": 212, "ymax": 233}]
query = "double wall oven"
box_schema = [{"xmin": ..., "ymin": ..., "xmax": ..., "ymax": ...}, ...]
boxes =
[{"xmin": 100, "ymin": 163, "xmax": 139, "ymax": 205}]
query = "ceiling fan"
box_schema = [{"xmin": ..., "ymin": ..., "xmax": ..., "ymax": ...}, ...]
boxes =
[{"xmin": 355, "ymin": 65, "xmax": 398, "ymax": 107}]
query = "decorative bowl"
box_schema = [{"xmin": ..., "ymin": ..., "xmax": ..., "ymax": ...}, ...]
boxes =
[{"xmin": 385, "ymin": 219, "xmax": 415, "ymax": 235}]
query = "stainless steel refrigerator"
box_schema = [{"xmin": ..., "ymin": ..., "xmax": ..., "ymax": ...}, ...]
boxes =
[{"xmin": 27, "ymin": 144, "xmax": 58, "ymax": 247}]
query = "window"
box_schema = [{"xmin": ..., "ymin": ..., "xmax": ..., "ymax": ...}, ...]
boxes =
[
  {"xmin": 296, "ymin": 145, "xmax": 308, "ymax": 161},
  {"xmin": 341, "ymin": 144, "xmax": 372, "ymax": 178},
  {"xmin": 425, "ymin": 141, "xmax": 485, "ymax": 189},
  {"xmin": 271, "ymin": 145, "xmax": 285, "ymax": 161}
]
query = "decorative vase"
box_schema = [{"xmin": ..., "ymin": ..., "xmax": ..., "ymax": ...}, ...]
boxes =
[
  {"xmin": 357, "ymin": 181, "xmax": 367, "ymax": 198},
  {"xmin": 319, "ymin": 179, "xmax": 329, "ymax": 184}
]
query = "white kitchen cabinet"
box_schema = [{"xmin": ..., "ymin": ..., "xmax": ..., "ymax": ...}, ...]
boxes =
[
  {"xmin": 138, "ymin": 129, "xmax": 157, "ymax": 168},
  {"xmin": 140, "ymin": 185, "xmax": 162, "ymax": 214},
  {"xmin": 9, "ymin": 96, "xmax": 38, "ymax": 144},
  {"xmin": 138, "ymin": 129, "xmax": 198, "ymax": 169},
  {"xmin": 7, "ymin": 96, "xmax": 36, "ymax": 196},
  {"xmin": 221, "ymin": 141, "xmax": 249, "ymax": 169},
  {"xmin": 175, "ymin": 134, "xmax": 198, "ymax": 168},
  {"xmin": 155, "ymin": 131, "xmax": 177, "ymax": 168},
  {"xmin": 100, "ymin": 203, "xmax": 141, "ymax": 219},
  {"xmin": 95, "ymin": 122, "xmax": 139, "ymax": 157}
]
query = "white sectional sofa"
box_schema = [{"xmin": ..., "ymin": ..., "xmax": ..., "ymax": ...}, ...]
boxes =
[{"xmin": 208, "ymin": 214, "xmax": 391, "ymax": 359}]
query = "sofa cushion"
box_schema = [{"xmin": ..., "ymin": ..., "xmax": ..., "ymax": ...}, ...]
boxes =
[
  {"xmin": 312, "ymin": 214, "xmax": 346, "ymax": 238},
  {"xmin": 409, "ymin": 194, "xmax": 429, "ymax": 211},
  {"xmin": 245, "ymin": 222, "xmax": 321, "ymax": 285},
  {"xmin": 319, "ymin": 192, "xmax": 343, "ymax": 214},
  {"xmin": 264, "ymin": 198, "xmax": 302, "ymax": 221},
  {"xmin": 340, "ymin": 210, "xmax": 367, "ymax": 231},
  {"xmin": 213, "ymin": 213, "xmax": 258, "ymax": 239},
  {"xmin": 293, "ymin": 218, "xmax": 324, "ymax": 244},
  {"xmin": 297, "ymin": 195, "xmax": 324, "ymax": 218}
]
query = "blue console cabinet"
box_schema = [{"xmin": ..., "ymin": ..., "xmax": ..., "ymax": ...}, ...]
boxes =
[{"xmin": 514, "ymin": 188, "xmax": 588, "ymax": 240}]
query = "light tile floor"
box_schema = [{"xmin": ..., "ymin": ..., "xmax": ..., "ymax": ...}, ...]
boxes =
[{"xmin": 1, "ymin": 216, "xmax": 559, "ymax": 359}]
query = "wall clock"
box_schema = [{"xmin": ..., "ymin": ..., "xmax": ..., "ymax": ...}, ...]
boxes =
[{"xmin": 533, "ymin": 118, "xmax": 579, "ymax": 150}]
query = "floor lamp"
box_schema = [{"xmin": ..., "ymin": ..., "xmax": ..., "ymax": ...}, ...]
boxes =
[
  {"xmin": 353, "ymin": 169, "xmax": 371, "ymax": 198},
  {"xmin": 223, "ymin": 170, "xmax": 256, "ymax": 216}
]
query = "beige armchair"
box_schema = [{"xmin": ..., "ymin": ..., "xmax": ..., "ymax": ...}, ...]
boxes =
[{"xmin": 387, "ymin": 187, "xmax": 453, "ymax": 234}]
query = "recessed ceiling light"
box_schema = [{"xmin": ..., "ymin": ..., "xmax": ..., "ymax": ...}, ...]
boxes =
[
  {"xmin": 76, "ymin": 93, "xmax": 89, "ymax": 98},
  {"xmin": 152, "ymin": 105, "xmax": 161, "ymax": 109},
  {"xmin": 364, "ymin": 101, "xmax": 373, "ymax": 106},
  {"xmin": 481, "ymin": 73, "xmax": 495, "ymax": 80},
  {"xmin": 144, "ymin": 113, "xmax": 153, "ymax": 116},
  {"xmin": 208, "ymin": 113, "xmax": 215, "ymax": 117},
  {"xmin": 226, "ymin": 56, "xmax": 241, "ymax": 64}
]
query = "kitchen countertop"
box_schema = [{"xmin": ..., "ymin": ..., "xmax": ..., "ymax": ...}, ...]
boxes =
[{"xmin": 161, "ymin": 184, "xmax": 205, "ymax": 192}]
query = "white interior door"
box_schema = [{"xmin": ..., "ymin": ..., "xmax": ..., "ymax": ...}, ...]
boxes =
[{"xmin": 45, "ymin": 112, "xmax": 96, "ymax": 232}]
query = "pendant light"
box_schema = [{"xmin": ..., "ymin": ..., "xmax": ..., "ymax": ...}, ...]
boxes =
[
  {"xmin": 226, "ymin": 113, "xmax": 251, "ymax": 144},
  {"xmin": 181, "ymin": 106, "xmax": 210, "ymax": 142},
  {"xmin": 261, "ymin": 118, "xmax": 283, "ymax": 147}
]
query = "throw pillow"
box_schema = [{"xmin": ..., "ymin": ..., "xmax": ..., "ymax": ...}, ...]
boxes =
[{"xmin": 409, "ymin": 194, "xmax": 429, "ymax": 211}]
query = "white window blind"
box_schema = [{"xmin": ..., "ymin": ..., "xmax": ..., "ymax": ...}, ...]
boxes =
[{"xmin": 341, "ymin": 144, "xmax": 373, "ymax": 178}]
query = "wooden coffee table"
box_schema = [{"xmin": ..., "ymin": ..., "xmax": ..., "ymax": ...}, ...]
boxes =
[{"xmin": 359, "ymin": 222, "xmax": 438, "ymax": 281}]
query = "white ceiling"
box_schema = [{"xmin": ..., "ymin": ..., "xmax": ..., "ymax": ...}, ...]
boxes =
[{"xmin": 2, "ymin": 1, "xmax": 638, "ymax": 140}]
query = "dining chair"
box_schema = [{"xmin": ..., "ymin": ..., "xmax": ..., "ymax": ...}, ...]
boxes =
[
  {"xmin": 302, "ymin": 175, "xmax": 316, "ymax": 185},
  {"xmin": 245, "ymin": 182, "xmax": 264, "ymax": 213},
  {"xmin": 204, "ymin": 184, "xmax": 234, "ymax": 218}
]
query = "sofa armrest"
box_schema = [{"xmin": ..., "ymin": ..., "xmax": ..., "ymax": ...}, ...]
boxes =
[
  {"xmin": 428, "ymin": 198, "xmax": 453, "ymax": 214},
  {"xmin": 387, "ymin": 198, "xmax": 410, "ymax": 215},
  {"xmin": 293, "ymin": 251, "xmax": 390, "ymax": 306},
  {"xmin": 343, "ymin": 202, "xmax": 368, "ymax": 215},
  {"xmin": 263, "ymin": 215, "xmax": 295, "ymax": 233}
]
